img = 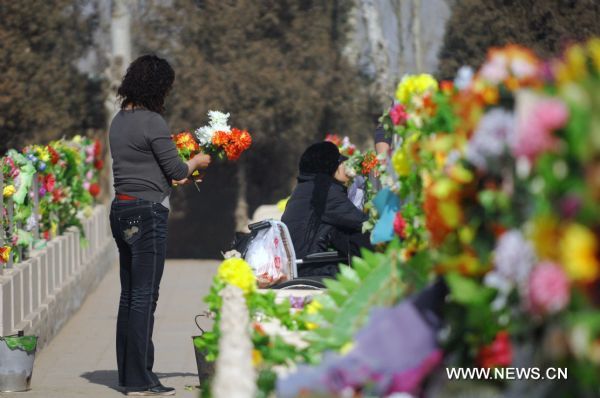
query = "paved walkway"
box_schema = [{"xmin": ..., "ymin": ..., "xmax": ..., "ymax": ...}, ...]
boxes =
[{"xmin": 20, "ymin": 259, "xmax": 219, "ymax": 398}]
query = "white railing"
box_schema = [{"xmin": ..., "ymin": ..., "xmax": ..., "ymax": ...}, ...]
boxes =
[{"xmin": 0, "ymin": 205, "xmax": 116, "ymax": 348}]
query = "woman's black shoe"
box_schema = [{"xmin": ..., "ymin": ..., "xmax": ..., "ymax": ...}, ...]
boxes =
[{"xmin": 126, "ymin": 384, "xmax": 175, "ymax": 396}]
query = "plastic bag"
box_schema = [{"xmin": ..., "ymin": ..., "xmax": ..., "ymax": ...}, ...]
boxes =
[
  {"xmin": 245, "ymin": 224, "xmax": 290, "ymax": 288},
  {"xmin": 348, "ymin": 175, "xmax": 366, "ymax": 210}
]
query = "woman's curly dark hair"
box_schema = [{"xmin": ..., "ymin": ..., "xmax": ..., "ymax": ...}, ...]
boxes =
[{"xmin": 117, "ymin": 55, "xmax": 175, "ymax": 114}]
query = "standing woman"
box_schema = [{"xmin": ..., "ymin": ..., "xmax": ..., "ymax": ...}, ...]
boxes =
[{"xmin": 109, "ymin": 55, "xmax": 210, "ymax": 396}]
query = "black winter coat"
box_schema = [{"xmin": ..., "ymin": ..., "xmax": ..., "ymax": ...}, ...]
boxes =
[{"xmin": 281, "ymin": 173, "xmax": 367, "ymax": 259}]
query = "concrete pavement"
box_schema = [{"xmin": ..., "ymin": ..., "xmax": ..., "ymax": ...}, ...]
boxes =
[{"xmin": 17, "ymin": 259, "xmax": 219, "ymax": 398}]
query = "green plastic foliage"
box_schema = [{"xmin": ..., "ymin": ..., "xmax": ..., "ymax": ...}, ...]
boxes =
[
  {"xmin": 16, "ymin": 229, "xmax": 33, "ymax": 247},
  {"xmin": 6, "ymin": 150, "xmax": 34, "ymax": 206},
  {"xmin": 1, "ymin": 335, "xmax": 37, "ymax": 352},
  {"xmin": 304, "ymin": 244, "xmax": 407, "ymax": 353},
  {"xmin": 446, "ymin": 272, "xmax": 496, "ymax": 306}
]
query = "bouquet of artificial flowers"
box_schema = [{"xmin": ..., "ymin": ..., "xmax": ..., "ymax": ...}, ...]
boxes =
[
  {"xmin": 343, "ymin": 149, "xmax": 380, "ymax": 179},
  {"xmin": 172, "ymin": 131, "xmax": 201, "ymax": 163},
  {"xmin": 171, "ymin": 131, "xmax": 204, "ymax": 190},
  {"xmin": 195, "ymin": 111, "xmax": 252, "ymax": 161},
  {"xmin": 172, "ymin": 131, "xmax": 203, "ymax": 174}
]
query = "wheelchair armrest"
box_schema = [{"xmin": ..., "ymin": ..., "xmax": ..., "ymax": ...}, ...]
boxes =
[
  {"xmin": 298, "ymin": 251, "xmax": 347, "ymax": 264},
  {"xmin": 248, "ymin": 220, "xmax": 272, "ymax": 231}
]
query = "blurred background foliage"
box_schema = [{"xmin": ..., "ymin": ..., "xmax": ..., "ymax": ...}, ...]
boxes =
[
  {"xmin": 438, "ymin": 0, "xmax": 600, "ymax": 79},
  {"xmin": 0, "ymin": 0, "xmax": 106, "ymax": 154}
]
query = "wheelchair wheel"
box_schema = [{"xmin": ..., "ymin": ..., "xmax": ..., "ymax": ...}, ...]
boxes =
[{"xmin": 271, "ymin": 278, "xmax": 326, "ymax": 290}]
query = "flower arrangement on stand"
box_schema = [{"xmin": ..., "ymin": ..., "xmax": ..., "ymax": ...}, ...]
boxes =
[
  {"xmin": 38, "ymin": 137, "xmax": 99, "ymax": 239},
  {"xmin": 2, "ymin": 149, "xmax": 37, "ymax": 259},
  {"xmin": 1, "ymin": 135, "xmax": 104, "ymax": 266},
  {"xmin": 374, "ymin": 72, "xmax": 459, "ymax": 256},
  {"xmin": 194, "ymin": 257, "xmax": 314, "ymax": 398},
  {"xmin": 357, "ymin": 39, "xmax": 600, "ymax": 396}
]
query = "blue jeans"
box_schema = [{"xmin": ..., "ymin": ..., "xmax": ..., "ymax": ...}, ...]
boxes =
[{"xmin": 109, "ymin": 198, "xmax": 169, "ymax": 390}]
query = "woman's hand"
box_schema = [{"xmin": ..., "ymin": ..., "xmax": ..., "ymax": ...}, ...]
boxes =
[
  {"xmin": 173, "ymin": 178, "xmax": 192, "ymax": 186},
  {"xmin": 193, "ymin": 153, "xmax": 212, "ymax": 169},
  {"xmin": 186, "ymin": 153, "xmax": 211, "ymax": 177},
  {"xmin": 173, "ymin": 173, "xmax": 204, "ymax": 187}
]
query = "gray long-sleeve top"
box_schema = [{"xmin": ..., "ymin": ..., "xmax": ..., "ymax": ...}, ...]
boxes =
[{"xmin": 109, "ymin": 109, "xmax": 188, "ymax": 203}]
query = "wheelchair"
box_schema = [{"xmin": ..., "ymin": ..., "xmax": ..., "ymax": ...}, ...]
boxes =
[{"xmin": 238, "ymin": 219, "xmax": 348, "ymax": 290}]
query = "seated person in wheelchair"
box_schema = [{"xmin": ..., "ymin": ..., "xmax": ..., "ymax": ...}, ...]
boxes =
[{"xmin": 282, "ymin": 141, "xmax": 373, "ymax": 277}]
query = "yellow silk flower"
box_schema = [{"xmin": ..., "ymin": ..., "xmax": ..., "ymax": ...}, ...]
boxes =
[
  {"xmin": 528, "ymin": 215, "xmax": 562, "ymax": 261},
  {"xmin": 51, "ymin": 222, "xmax": 58, "ymax": 238},
  {"xmin": 217, "ymin": 257, "xmax": 256, "ymax": 294},
  {"xmin": 304, "ymin": 299, "xmax": 323, "ymax": 330},
  {"xmin": 556, "ymin": 44, "xmax": 588, "ymax": 86},
  {"xmin": 252, "ymin": 349, "xmax": 263, "ymax": 367},
  {"xmin": 392, "ymin": 148, "xmax": 410, "ymax": 177},
  {"xmin": 3, "ymin": 185, "xmax": 16, "ymax": 198},
  {"xmin": 438, "ymin": 201, "xmax": 461, "ymax": 229},
  {"xmin": 430, "ymin": 178, "xmax": 462, "ymax": 229},
  {"xmin": 38, "ymin": 147, "xmax": 50, "ymax": 162},
  {"xmin": 395, "ymin": 74, "xmax": 438, "ymax": 104},
  {"xmin": 305, "ymin": 299, "xmax": 322, "ymax": 315},
  {"xmin": 439, "ymin": 251, "xmax": 481, "ymax": 275},
  {"xmin": 560, "ymin": 223, "xmax": 600, "ymax": 282}
]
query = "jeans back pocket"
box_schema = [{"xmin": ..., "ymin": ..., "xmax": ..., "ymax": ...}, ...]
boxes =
[{"xmin": 119, "ymin": 215, "xmax": 143, "ymax": 245}]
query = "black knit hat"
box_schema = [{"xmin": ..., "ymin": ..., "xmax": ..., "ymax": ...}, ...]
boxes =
[{"xmin": 299, "ymin": 141, "xmax": 347, "ymax": 175}]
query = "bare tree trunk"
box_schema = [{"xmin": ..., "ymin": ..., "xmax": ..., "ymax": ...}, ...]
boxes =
[
  {"xmin": 412, "ymin": 0, "xmax": 423, "ymax": 72},
  {"xmin": 103, "ymin": 0, "xmax": 132, "ymax": 201},
  {"xmin": 234, "ymin": 163, "xmax": 249, "ymax": 232}
]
